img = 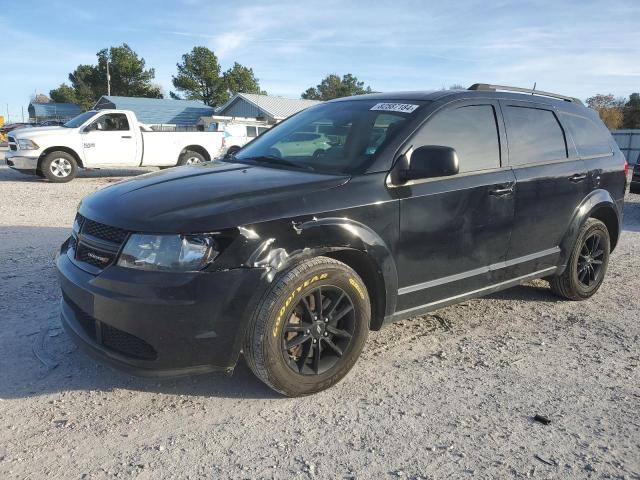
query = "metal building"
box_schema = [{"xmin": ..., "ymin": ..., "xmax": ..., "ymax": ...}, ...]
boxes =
[
  {"xmin": 94, "ymin": 96, "xmax": 215, "ymax": 128},
  {"xmin": 612, "ymin": 130, "xmax": 640, "ymax": 165},
  {"xmin": 216, "ymin": 93, "xmax": 321, "ymax": 124},
  {"xmin": 28, "ymin": 102, "xmax": 81, "ymax": 123}
]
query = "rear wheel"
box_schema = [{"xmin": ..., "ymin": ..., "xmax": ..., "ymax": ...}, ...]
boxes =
[
  {"xmin": 40, "ymin": 151, "xmax": 77, "ymax": 183},
  {"xmin": 226, "ymin": 145, "xmax": 241, "ymax": 156},
  {"xmin": 549, "ymin": 218, "xmax": 610, "ymax": 300},
  {"xmin": 243, "ymin": 257, "xmax": 370, "ymax": 397},
  {"xmin": 177, "ymin": 150, "xmax": 206, "ymax": 166}
]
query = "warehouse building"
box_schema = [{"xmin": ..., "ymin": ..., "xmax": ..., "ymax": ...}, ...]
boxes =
[
  {"xmin": 216, "ymin": 93, "xmax": 321, "ymax": 124},
  {"xmin": 28, "ymin": 102, "xmax": 81, "ymax": 123},
  {"xmin": 94, "ymin": 96, "xmax": 215, "ymax": 130}
]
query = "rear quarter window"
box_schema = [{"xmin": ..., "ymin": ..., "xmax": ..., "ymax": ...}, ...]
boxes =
[
  {"xmin": 560, "ymin": 113, "xmax": 612, "ymax": 157},
  {"xmin": 503, "ymin": 106, "xmax": 567, "ymax": 165}
]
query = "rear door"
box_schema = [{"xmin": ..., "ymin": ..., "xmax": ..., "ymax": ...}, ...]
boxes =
[
  {"xmin": 82, "ymin": 113, "xmax": 138, "ymax": 166},
  {"xmin": 499, "ymin": 100, "xmax": 589, "ymax": 278},
  {"xmin": 394, "ymin": 100, "xmax": 516, "ymax": 314}
]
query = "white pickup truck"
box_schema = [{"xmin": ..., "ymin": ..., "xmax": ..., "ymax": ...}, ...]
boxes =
[{"xmin": 5, "ymin": 110, "xmax": 224, "ymax": 182}]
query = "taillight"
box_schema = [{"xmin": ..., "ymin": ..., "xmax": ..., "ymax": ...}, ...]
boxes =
[{"xmin": 624, "ymin": 159, "xmax": 629, "ymax": 177}]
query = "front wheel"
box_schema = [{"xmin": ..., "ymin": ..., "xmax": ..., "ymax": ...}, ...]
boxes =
[
  {"xmin": 549, "ymin": 218, "xmax": 610, "ymax": 300},
  {"xmin": 243, "ymin": 257, "xmax": 370, "ymax": 397},
  {"xmin": 41, "ymin": 151, "xmax": 78, "ymax": 183}
]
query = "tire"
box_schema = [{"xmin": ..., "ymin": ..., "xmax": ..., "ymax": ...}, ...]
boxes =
[
  {"xmin": 40, "ymin": 151, "xmax": 78, "ymax": 183},
  {"xmin": 243, "ymin": 256, "xmax": 370, "ymax": 397},
  {"xmin": 549, "ymin": 218, "xmax": 610, "ymax": 300},
  {"xmin": 226, "ymin": 145, "xmax": 241, "ymax": 156},
  {"xmin": 177, "ymin": 150, "xmax": 206, "ymax": 166},
  {"xmin": 630, "ymin": 183, "xmax": 640, "ymax": 194}
]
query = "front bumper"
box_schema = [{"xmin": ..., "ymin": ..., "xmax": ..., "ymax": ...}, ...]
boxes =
[
  {"xmin": 57, "ymin": 247, "xmax": 267, "ymax": 377},
  {"xmin": 5, "ymin": 152, "xmax": 39, "ymax": 173}
]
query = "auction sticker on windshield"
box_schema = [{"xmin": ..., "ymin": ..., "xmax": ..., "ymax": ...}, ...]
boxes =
[{"xmin": 370, "ymin": 103, "xmax": 419, "ymax": 113}]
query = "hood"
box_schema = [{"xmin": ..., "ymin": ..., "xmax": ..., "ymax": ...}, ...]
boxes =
[
  {"xmin": 79, "ymin": 162, "xmax": 350, "ymax": 233},
  {"xmin": 11, "ymin": 126, "xmax": 70, "ymax": 138}
]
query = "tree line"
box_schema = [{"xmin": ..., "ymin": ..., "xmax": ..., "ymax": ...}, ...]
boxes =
[
  {"xmin": 586, "ymin": 93, "xmax": 640, "ymax": 130},
  {"xmin": 44, "ymin": 43, "xmax": 374, "ymax": 111}
]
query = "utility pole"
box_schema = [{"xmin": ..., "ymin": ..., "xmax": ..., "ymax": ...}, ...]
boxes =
[
  {"xmin": 106, "ymin": 58, "xmax": 111, "ymax": 96},
  {"xmin": 21, "ymin": 106, "xmax": 24, "ymax": 123}
]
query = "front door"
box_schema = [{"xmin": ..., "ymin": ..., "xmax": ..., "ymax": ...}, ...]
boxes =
[
  {"xmin": 82, "ymin": 113, "xmax": 138, "ymax": 166},
  {"xmin": 394, "ymin": 100, "xmax": 515, "ymax": 315}
]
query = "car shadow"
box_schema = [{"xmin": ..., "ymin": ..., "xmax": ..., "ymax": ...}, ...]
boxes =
[{"xmin": 485, "ymin": 282, "xmax": 561, "ymax": 303}]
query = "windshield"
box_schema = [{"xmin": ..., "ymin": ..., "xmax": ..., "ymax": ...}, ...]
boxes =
[
  {"xmin": 63, "ymin": 111, "xmax": 98, "ymax": 128},
  {"xmin": 232, "ymin": 100, "xmax": 426, "ymax": 174}
]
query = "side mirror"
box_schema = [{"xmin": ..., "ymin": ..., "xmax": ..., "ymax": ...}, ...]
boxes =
[{"xmin": 400, "ymin": 145, "xmax": 459, "ymax": 182}]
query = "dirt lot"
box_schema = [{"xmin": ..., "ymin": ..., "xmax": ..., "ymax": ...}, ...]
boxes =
[{"xmin": 1, "ymin": 149, "xmax": 639, "ymax": 479}]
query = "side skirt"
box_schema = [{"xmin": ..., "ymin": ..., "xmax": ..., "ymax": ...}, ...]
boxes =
[{"xmin": 386, "ymin": 266, "xmax": 557, "ymax": 324}]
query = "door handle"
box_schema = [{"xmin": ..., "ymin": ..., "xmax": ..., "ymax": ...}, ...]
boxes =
[
  {"xmin": 569, "ymin": 173, "xmax": 587, "ymax": 182},
  {"xmin": 121, "ymin": 135, "xmax": 132, "ymax": 139},
  {"xmin": 489, "ymin": 185, "xmax": 514, "ymax": 196}
]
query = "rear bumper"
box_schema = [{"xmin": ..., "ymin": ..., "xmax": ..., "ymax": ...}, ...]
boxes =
[{"xmin": 57, "ymin": 246, "xmax": 267, "ymax": 376}]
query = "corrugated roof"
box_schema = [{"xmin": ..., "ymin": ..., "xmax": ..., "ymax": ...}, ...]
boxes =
[
  {"xmin": 218, "ymin": 93, "xmax": 321, "ymax": 119},
  {"xmin": 94, "ymin": 96, "xmax": 215, "ymax": 125},
  {"xmin": 29, "ymin": 102, "xmax": 81, "ymax": 117}
]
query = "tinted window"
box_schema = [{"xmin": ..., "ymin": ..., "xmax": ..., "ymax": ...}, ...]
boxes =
[
  {"xmin": 257, "ymin": 127, "xmax": 269, "ymax": 135},
  {"xmin": 561, "ymin": 114, "xmax": 612, "ymax": 157},
  {"xmin": 414, "ymin": 105, "xmax": 500, "ymax": 172},
  {"xmin": 246, "ymin": 126, "xmax": 257, "ymax": 137},
  {"xmin": 504, "ymin": 106, "xmax": 567, "ymax": 165}
]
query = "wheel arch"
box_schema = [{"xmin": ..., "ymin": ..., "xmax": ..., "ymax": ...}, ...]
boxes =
[
  {"xmin": 559, "ymin": 189, "xmax": 621, "ymax": 272},
  {"xmin": 39, "ymin": 146, "xmax": 83, "ymax": 169},
  {"xmin": 249, "ymin": 217, "xmax": 399, "ymax": 331},
  {"xmin": 180, "ymin": 145, "xmax": 211, "ymax": 162}
]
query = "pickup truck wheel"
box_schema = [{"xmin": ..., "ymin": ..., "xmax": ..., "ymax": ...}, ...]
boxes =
[
  {"xmin": 243, "ymin": 257, "xmax": 370, "ymax": 397},
  {"xmin": 41, "ymin": 152, "xmax": 77, "ymax": 183},
  {"xmin": 226, "ymin": 146, "xmax": 241, "ymax": 156},
  {"xmin": 178, "ymin": 150, "xmax": 206, "ymax": 166},
  {"xmin": 549, "ymin": 218, "xmax": 610, "ymax": 300}
]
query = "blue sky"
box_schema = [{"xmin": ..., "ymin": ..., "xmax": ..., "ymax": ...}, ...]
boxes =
[{"xmin": 1, "ymin": 0, "xmax": 639, "ymax": 122}]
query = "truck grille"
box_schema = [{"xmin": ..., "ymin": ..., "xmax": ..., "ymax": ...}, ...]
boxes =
[
  {"xmin": 63, "ymin": 293, "xmax": 157, "ymax": 361},
  {"xmin": 71, "ymin": 213, "xmax": 129, "ymax": 272}
]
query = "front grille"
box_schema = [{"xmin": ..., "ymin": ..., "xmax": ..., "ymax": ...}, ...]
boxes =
[
  {"xmin": 8, "ymin": 136, "xmax": 16, "ymax": 151},
  {"xmin": 79, "ymin": 215, "xmax": 129, "ymax": 244},
  {"xmin": 72, "ymin": 214, "xmax": 129, "ymax": 272},
  {"xmin": 63, "ymin": 294, "xmax": 157, "ymax": 361},
  {"xmin": 76, "ymin": 243, "xmax": 115, "ymax": 268}
]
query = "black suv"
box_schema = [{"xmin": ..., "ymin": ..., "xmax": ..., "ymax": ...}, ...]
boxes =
[{"xmin": 57, "ymin": 84, "xmax": 627, "ymax": 396}]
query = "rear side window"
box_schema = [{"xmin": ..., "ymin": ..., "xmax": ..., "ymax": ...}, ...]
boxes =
[
  {"xmin": 561, "ymin": 114, "xmax": 612, "ymax": 157},
  {"xmin": 414, "ymin": 104, "xmax": 500, "ymax": 172},
  {"xmin": 504, "ymin": 106, "xmax": 567, "ymax": 165},
  {"xmin": 246, "ymin": 126, "xmax": 258, "ymax": 137}
]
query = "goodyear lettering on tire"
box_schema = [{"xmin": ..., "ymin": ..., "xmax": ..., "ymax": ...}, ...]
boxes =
[
  {"xmin": 272, "ymin": 273, "xmax": 329, "ymax": 337},
  {"xmin": 349, "ymin": 278, "xmax": 365, "ymax": 300}
]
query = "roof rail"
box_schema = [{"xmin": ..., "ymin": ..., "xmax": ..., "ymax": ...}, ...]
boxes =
[{"xmin": 468, "ymin": 83, "xmax": 583, "ymax": 105}]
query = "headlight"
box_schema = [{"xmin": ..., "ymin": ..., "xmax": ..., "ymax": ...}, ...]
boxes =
[
  {"xmin": 117, "ymin": 233, "xmax": 220, "ymax": 272},
  {"xmin": 17, "ymin": 138, "xmax": 39, "ymax": 150}
]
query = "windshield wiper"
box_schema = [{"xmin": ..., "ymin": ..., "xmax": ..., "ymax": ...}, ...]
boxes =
[{"xmin": 239, "ymin": 155, "xmax": 314, "ymax": 171}]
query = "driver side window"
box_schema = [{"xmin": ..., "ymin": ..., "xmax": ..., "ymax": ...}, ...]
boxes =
[
  {"xmin": 90, "ymin": 113, "xmax": 130, "ymax": 132},
  {"xmin": 413, "ymin": 105, "xmax": 501, "ymax": 172}
]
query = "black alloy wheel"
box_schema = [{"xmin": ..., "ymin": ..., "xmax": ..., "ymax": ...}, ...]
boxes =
[
  {"xmin": 576, "ymin": 231, "xmax": 606, "ymax": 287},
  {"xmin": 281, "ymin": 285, "xmax": 355, "ymax": 375}
]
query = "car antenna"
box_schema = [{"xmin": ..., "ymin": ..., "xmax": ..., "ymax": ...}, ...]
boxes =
[{"xmin": 531, "ymin": 82, "xmax": 536, "ymax": 95}]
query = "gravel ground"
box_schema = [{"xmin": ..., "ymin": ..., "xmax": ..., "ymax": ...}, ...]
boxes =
[{"xmin": 1, "ymin": 149, "xmax": 639, "ymax": 479}]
